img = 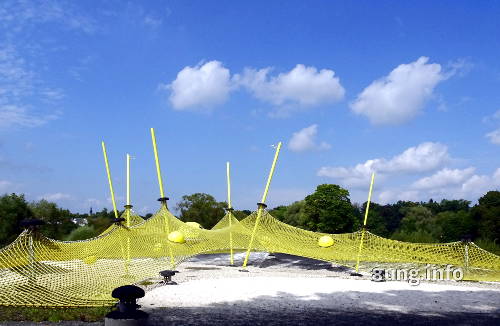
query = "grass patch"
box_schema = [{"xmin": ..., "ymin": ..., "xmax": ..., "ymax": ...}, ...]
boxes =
[{"xmin": 0, "ymin": 305, "xmax": 114, "ymax": 322}]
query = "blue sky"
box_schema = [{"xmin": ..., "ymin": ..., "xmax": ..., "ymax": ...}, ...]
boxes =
[{"xmin": 1, "ymin": 0, "xmax": 499, "ymax": 214}]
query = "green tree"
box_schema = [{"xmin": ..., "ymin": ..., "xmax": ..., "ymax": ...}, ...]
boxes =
[
  {"xmin": 233, "ymin": 209, "xmax": 251, "ymax": 220},
  {"xmin": 66, "ymin": 225, "xmax": 98, "ymax": 241},
  {"xmin": 303, "ymin": 184, "xmax": 359, "ymax": 233},
  {"xmin": 392, "ymin": 205, "xmax": 438, "ymax": 243},
  {"xmin": 391, "ymin": 201, "xmax": 418, "ymax": 230},
  {"xmin": 176, "ymin": 193, "xmax": 226, "ymax": 229},
  {"xmin": 29, "ymin": 200, "xmax": 77, "ymax": 240},
  {"xmin": 268, "ymin": 205, "xmax": 287, "ymax": 222},
  {"xmin": 399, "ymin": 206, "xmax": 435, "ymax": 234},
  {"xmin": 434, "ymin": 210, "xmax": 474, "ymax": 242},
  {"xmin": 471, "ymin": 191, "xmax": 500, "ymax": 241},
  {"xmin": 361, "ymin": 202, "xmax": 390, "ymax": 237},
  {"xmin": 0, "ymin": 193, "xmax": 33, "ymax": 246},
  {"xmin": 438, "ymin": 199, "xmax": 471, "ymax": 213},
  {"xmin": 87, "ymin": 208, "xmax": 116, "ymax": 234},
  {"xmin": 282, "ymin": 200, "xmax": 307, "ymax": 228}
]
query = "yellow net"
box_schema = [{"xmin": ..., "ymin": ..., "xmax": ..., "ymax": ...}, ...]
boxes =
[
  {"xmin": 100, "ymin": 210, "xmax": 144, "ymax": 235},
  {"xmin": 0, "ymin": 206, "xmax": 499, "ymax": 307}
]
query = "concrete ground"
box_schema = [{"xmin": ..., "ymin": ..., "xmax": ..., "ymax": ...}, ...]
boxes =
[{"xmin": 2, "ymin": 253, "xmax": 499, "ymax": 325}]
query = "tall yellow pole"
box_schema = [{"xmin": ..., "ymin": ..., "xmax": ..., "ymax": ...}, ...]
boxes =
[
  {"xmin": 355, "ymin": 172, "xmax": 375, "ymax": 273},
  {"xmin": 150, "ymin": 128, "xmax": 174, "ymax": 267},
  {"xmin": 102, "ymin": 141, "xmax": 118, "ymax": 219},
  {"xmin": 125, "ymin": 154, "xmax": 131, "ymax": 274},
  {"xmin": 151, "ymin": 128, "xmax": 165, "ymax": 199},
  {"xmin": 227, "ymin": 162, "xmax": 234, "ymax": 265},
  {"xmin": 242, "ymin": 142, "xmax": 282, "ymax": 268},
  {"xmin": 126, "ymin": 153, "xmax": 130, "ymax": 227}
]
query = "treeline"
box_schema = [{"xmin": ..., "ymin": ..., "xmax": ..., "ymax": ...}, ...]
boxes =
[
  {"xmin": 0, "ymin": 194, "xmax": 127, "ymax": 245},
  {"xmin": 0, "ymin": 184, "xmax": 499, "ymax": 254},
  {"xmin": 267, "ymin": 185, "xmax": 500, "ymax": 254}
]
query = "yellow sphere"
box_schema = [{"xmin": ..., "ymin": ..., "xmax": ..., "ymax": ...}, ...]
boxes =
[
  {"xmin": 318, "ymin": 235, "xmax": 334, "ymax": 248},
  {"xmin": 185, "ymin": 221, "xmax": 202, "ymax": 229},
  {"xmin": 168, "ymin": 231, "xmax": 185, "ymax": 243}
]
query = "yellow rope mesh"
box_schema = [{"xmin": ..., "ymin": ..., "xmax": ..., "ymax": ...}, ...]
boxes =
[
  {"xmin": 100, "ymin": 210, "xmax": 145, "ymax": 235},
  {"xmin": 0, "ymin": 207, "xmax": 498, "ymax": 307}
]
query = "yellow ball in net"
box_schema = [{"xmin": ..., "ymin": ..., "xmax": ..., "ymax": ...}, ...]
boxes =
[
  {"xmin": 318, "ymin": 235, "xmax": 334, "ymax": 248},
  {"xmin": 185, "ymin": 221, "xmax": 202, "ymax": 229},
  {"xmin": 168, "ymin": 231, "xmax": 185, "ymax": 243}
]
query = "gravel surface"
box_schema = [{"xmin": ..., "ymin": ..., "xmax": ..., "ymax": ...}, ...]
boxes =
[{"xmin": 2, "ymin": 253, "xmax": 499, "ymax": 325}]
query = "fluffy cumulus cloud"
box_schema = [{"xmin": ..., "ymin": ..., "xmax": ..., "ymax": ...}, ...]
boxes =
[
  {"xmin": 288, "ymin": 124, "xmax": 331, "ymax": 152},
  {"xmin": 164, "ymin": 61, "xmax": 345, "ymax": 115},
  {"xmin": 411, "ymin": 167, "xmax": 476, "ymax": 189},
  {"xmin": 165, "ymin": 61, "xmax": 232, "ymax": 111},
  {"xmin": 237, "ymin": 64, "xmax": 345, "ymax": 114},
  {"xmin": 351, "ymin": 57, "xmax": 447, "ymax": 125},
  {"xmin": 317, "ymin": 142, "xmax": 449, "ymax": 188},
  {"xmin": 376, "ymin": 168, "xmax": 500, "ymax": 204},
  {"xmin": 378, "ymin": 190, "xmax": 421, "ymax": 204},
  {"xmin": 378, "ymin": 142, "xmax": 449, "ymax": 173}
]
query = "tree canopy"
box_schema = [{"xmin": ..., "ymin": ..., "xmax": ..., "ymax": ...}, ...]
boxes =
[
  {"xmin": 175, "ymin": 193, "xmax": 226, "ymax": 229},
  {"xmin": 0, "ymin": 194, "xmax": 33, "ymax": 246},
  {"xmin": 303, "ymin": 184, "xmax": 359, "ymax": 233}
]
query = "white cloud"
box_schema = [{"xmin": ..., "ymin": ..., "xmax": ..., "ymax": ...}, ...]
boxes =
[
  {"xmin": 0, "ymin": 105, "xmax": 58, "ymax": 128},
  {"xmin": 486, "ymin": 129, "xmax": 500, "ymax": 145},
  {"xmin": 38, "ymin": 192, "xmax": 72, "ymax": 201},
  {"xmin": 378, "ymin": 142, "xmax": 449, "ymax": 173},
  {"xmin": 288, "ymin": 124, "xmax": 331, "ymax": 152},
  {"xmin": 351, "ymin": 57, "xmax": 447, "ymax": 125},
  {"xmin": 461, "ymin": 175, "xmax": 491, "ymax": 195},
  {"xmin": 0, "ymin": 2, "xmax": 82, "ymax": 129},
  {"xmin": 0, "ymin": 0, "xmax": 97, "ymax": 35},
  {"xmin": 237, "ymin": 64, "xmax": 344, "ymax": 114},
  {"xmin": 376, "ymin": 167, "xmax": 500, "ymax": 204},
  {"xmin": 163, "ymin": 62, "xmax": 345, "ymax": 115},
  {"xmin": 378, "ymin": 190, "xmax": 421, "ymax": 204},
  {"xmin": 494, "ymin": 168, "xmax": 500, "ymax": 182},
  {"xmin": 412, "ymin": 167, "xmax": 475, "ymax": 189},
  {"xmin": 318, "ymin": 142, "xmax": 449, "ymax": 188},
  {"xmin": 164, "ymin": 61, "xmax": 232, "ymax": 111}
]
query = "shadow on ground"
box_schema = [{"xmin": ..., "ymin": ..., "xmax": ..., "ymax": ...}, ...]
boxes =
[
  {"xmin": 187, "ymin": 252, "xmax": 353, "ymax": 272},
  {"xmin": 258, "ymin": 253, "xmax": 352, "ymax": 272},
  {"xmin": 147, "ymin": 288, "xmax": 500, "ymax": 326}
]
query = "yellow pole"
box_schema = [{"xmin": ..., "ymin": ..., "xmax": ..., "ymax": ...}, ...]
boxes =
[
  {"xmin": 355, "ymin": 172, "xmax": 375, "ymax": 273},
  {"xmin": 126, "ymin": 153, "xmax": 130, "ymax": 227},
  {"xmin": 242, "ymin": 142, "xmax": 282, "ymax": 268},
  {"xmin": 126, "ymin": 154, "xmax": 131, "ymax": 274},
  {"xmin": 150, "ymin": 128, "xmax": 174, "ymax": 267},
  {"xmin": 227, "ymin": 162, "xmax": 234, "ymax": 265},
  {"xmin": 151, "ymin": 128, "xmax": 165, "ymax": 199},
  {"xmin": 101, "ymin": 141, "xmax": 118, "ymax": 219}
]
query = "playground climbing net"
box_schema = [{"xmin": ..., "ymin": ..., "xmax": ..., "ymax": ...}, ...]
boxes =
[{"xmin": 0, "ymin": 205, "xmax": 499, "ymax": 307}]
